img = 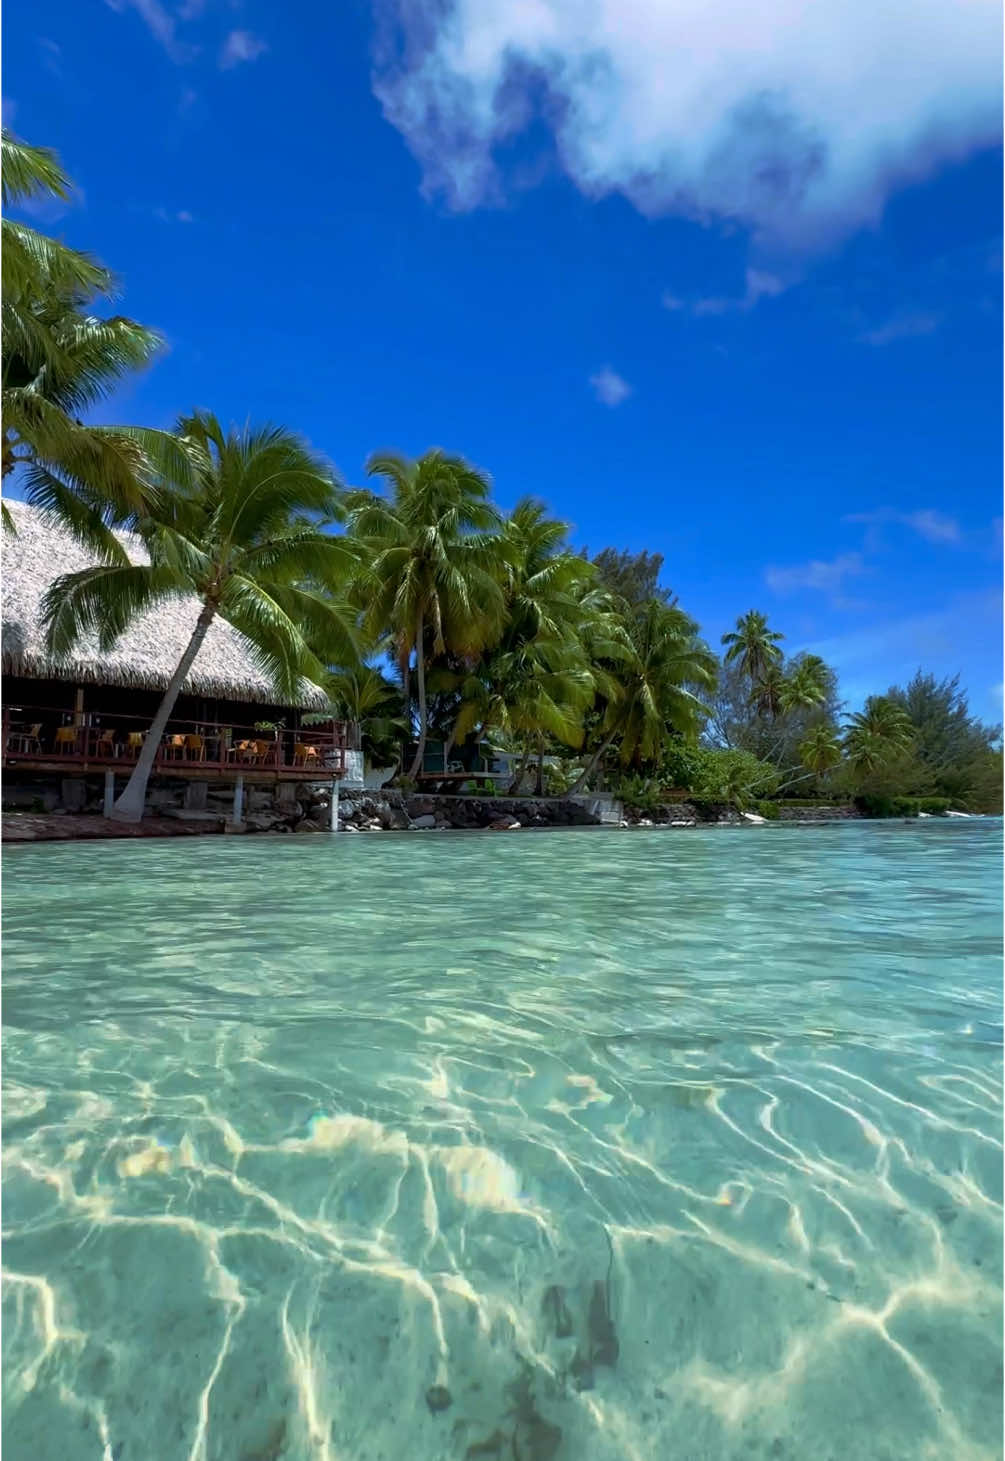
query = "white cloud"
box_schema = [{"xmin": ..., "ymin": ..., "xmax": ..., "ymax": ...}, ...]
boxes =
[
  {"xmin": 373, "ymin": 0, "xmax": 1001, "ymax": 247},
  {"xmin": 177, "ymin": 209, "xmax": 193, "ymax": 223},
  {"xmin": 589, "ymin": 368, "xmax": 632, "ymax": 407},
  {"xmin": 104, "ymin": 0, "xmax": 194, "ymax": 62},
  {"xmin": 859, "ymin": 312, "xmax": 940, "ymax": 346},
  {"xmin": 845, "ymin": 507, "xmax": 961, "ymax": 544},
  {"xmin": 220, "ymin": 30, "xmax": 268, "ymax": 69},
  {"xmin": 765, "ymin": 551, "xmax": 866, "ymax": 598},
  {"xmin": 670, "ymin": 266, "xmax": 786, "ymax": 316}
]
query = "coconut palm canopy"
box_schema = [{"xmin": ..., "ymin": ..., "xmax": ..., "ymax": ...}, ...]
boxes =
[{"xmin": 1, "ymin": 500, "xmax": 328, "ymax": 708}]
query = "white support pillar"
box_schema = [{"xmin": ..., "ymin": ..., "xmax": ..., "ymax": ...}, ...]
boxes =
[
  {"xmin": 103, "ymin": 769, "xmax": 115, "ymax": 818},
  {"xmin": 330, "ymin": 781, "xmax": 339, "ymax": 832},
  {"xmin": 233, "ymin": 774, "xmax": 244, "ymax": 827}
]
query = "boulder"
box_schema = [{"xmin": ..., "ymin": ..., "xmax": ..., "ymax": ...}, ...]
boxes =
[
  {"xmin": 489, "ymin": 815, "xmax": 521, "ymax": 830},
  {"xmin": 379, "ymin": 804, "xmax": 410, "ymax": 830},
  {"xmin": 405, "ymin": 795, "xmax": 436, "ymax": 819},
  {"xmin": 245, "ymin": 811, "xmax": 281, "ymax": 832},
  {"xmin": 411, "ymin": 814, "xmax": 436, "ymax": 829},
  {"xmin": 294, "ymin": 818, "xmax": 323, "ymax": 833}
]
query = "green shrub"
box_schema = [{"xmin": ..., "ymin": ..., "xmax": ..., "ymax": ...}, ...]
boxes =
[
  {"xmin": 612, "ymin": 772, "xmax": 663, "ymax": 814},
  {"xmin": 755, "ymin": 800, "xmax": 780, "ymax": 820},
  {"xmin": 855, "ymin": 794, "xmax": 926, "ymax": 818},
  {"xmin": 917, "ymin": 797, "xmax": 951, "ymax": 816}
]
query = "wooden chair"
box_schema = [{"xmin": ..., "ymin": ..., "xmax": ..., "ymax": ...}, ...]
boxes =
[
  {"xmin": 183, "ymin": 734, "xmax": 206, "ymax": 762},
  {"xmin": 164, "ymin": 734, "xmax": 186, "ymax": 760},
  {"xmin": 94, "ymin": 729, "xmax": 116, "ymax": 758},
  {"xmin": 293, "ymin": 742, "xmax": 320, "ymax": 767},
  {"xmin": 251, "ymin": 738, "xmax": 272, "ymax": 765},
  {"xmin": 126, "ymin": 731, "xmax": 145, "ymax": 756},
  {"xmin": 54, "ymin": 726, "xmax": 79, "ymax": 755},
  {"xmin": 8, "ymin": 722, "xmax": 42, "ymax": 754}
]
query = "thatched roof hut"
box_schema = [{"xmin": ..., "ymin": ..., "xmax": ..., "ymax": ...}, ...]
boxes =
[{"xmin": 1, "ymin": 501, "xmax": 327, "ymax": 708}]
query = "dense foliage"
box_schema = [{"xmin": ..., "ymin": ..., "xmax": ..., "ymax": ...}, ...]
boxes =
[{"xmin": 5, "ymin": 131, "xmax": 1001, "ymax": 818}]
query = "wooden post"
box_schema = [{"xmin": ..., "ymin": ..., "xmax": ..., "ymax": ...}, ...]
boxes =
[
  {"xmin": 73, "ymin": 687, "xmax": 85, "ymax": 726},
  {"xmin": 233, "ymin": 774, "xmax": 244, "ymax": 827},
  {"xmin": 330, "ymin": 780, "xmax": 339, "ymax": 832},
  {"xmin": 103, "ymin": 769, "xmax": 115, "ymax": 818}
]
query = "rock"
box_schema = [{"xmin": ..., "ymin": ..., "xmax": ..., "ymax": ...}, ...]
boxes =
[
  {"xmin": 247, "ymin": 790, "xmax": 274, "ymax": 812},
  {"xmin": 379, "ymin": 804, "xmax": 410, "ymax": 830},
  {"xmin": 411, "ymin": 814, "xmax": 436, "ymax": 829},
  {"xmin": 223, "ymin": 820, "xmax": 248, "ymax": 834},
  {"xmin": 295, "ymin": 818, "xmax": 323, "ymax": 833},
  {"xmin": 405, "ymin": 795, "xmax": 435, "ymax": 819},
  {"xmin": 341, "ymin": 824, "xmax": 359, "ymax": 833},
  {"xmin": 488, "ymin": 816, "xmax": 521, "ymax": 830},
  {"xmin": 425, "ymin": 1385, "xmax": 452, "ymax": 1414},
  {"xmin": 245, "ymin": 812, "xmax": 280, "ymax": 832}
]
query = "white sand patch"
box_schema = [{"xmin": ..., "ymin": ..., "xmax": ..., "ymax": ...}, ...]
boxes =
[{"xmin": 433, "ymin": 1145, "xmax": 530, "ymax": 1213}]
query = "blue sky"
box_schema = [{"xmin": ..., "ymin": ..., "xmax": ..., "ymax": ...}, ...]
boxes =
[{"xmin": 5, "ymin": 0, "xmax": 1002, "ymax": 717}]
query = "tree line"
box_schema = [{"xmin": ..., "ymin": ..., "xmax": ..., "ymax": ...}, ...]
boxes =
[{"xmin": 4, "ymin": 130, "xmax": 1001, "ymax": 822}]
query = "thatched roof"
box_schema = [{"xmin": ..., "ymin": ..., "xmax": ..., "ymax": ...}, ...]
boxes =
[{"xmin": 1, "ymin": 501, "xmax": 328, "ymax": 708}]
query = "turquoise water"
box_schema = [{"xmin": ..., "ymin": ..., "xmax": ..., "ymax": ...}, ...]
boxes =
[{"xmin": 2, "ymin": 821, "xmax": 1002, "ymax": 1461}]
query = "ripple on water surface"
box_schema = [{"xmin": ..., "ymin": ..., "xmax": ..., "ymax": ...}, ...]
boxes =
[{"xmin": 2, "ymin": 821, "xmax": 1002, "ymax": 1460}]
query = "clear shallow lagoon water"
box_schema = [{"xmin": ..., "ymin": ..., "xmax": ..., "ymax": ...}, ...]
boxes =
[{"xmin": 2, "ymin": 820, "xmax": 1002, "ymax": 1461}]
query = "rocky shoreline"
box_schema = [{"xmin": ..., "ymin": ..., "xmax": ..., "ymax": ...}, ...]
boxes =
[{"xmin": 2, "ymin": 783, "xmax": 866, "ymax": 842}]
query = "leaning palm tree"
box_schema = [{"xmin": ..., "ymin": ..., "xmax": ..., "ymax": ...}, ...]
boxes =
[
  {"xmin": 843, "ymin": 697, "xmax": 914, "ymax": 774},
  {"xmin": 347, "ymin": 450, "xmax": 504, "ymax": 780},
  {"xmin": 722, "ymin": 610, "xmax": 784, "ymax": 684},
  {"xmin": 42, "ymin": 412, "xmax": 361, "ymax": 822},
  {"xmin": 2, "ymin": 129, "xmax": 164, "ymax": 542}
]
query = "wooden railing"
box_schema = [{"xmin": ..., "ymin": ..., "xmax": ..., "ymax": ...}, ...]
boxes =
[{"xmin": 2, "ymin": 705, "xmax": 348, "ymax": 778}]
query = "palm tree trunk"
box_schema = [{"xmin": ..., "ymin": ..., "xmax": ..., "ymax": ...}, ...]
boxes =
[
  {"xmin": 534, "ymin": 738, "xmax": 545, "ymax": 796},
  {"xmin": 508, "ymin": 741, "xmax": 532, "ymax": 794},
  {"xmin": 406, "ymin": 609, "xmax": 427, "ymax": 782},
  {"xmin": 109, "ymin": 602, "xmax": 216, "ymax": 823},
  {"xmin": 569, "ymin": 727, "xmax": 618, "ymax": 795}
]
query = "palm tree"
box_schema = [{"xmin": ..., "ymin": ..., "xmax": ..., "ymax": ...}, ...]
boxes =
[
  {"xmin": 722, "ymin": 611, "xmax": 784, "ymax": 684},
  {"xmin": 436, "ymin": 498, "xmax": 600, "ymax": 786},
  {"xmin": 799, "ymin": 722, "xmax": 843, "ymax": 778},
  {"xmin": 42, "ymin": 412, "xmax": 361, "ymax": 822},
  {"xmin": 843, "ymin": 697, "xmax": 914, "ymax": 774},
  {"xmin": 347, "ymin": 450, "xmax": 504, "ymax": 780},
  {"xmin": 3, "ymin": 129, "xmax": 165, "ymax": 543},
  {"xmin": 779, "ymin": 655, "xmax": 829, "ymax": 714},
  {"xmin": 571, "ymin": 601, "xmax": 716, "ymax": 791},
  {"xmin": 307, "ymin": 664, "xmax": 407, "ymax": 772}
]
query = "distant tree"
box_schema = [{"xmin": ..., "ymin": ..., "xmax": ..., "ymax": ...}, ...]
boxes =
[
  {"xmin": 843, "ymin": 697, "xmax": 915, "ymax": 775},
  {"xmin": 799, "ymin": 723, "xmax": 843, "ymax": 779},
  {"xmin": 722, "ymin": 610, "xmax": 784, "ymax": 691},
  {"xmin": 587, "ymin": 547, "xmax": 674, "ymax": 608}
]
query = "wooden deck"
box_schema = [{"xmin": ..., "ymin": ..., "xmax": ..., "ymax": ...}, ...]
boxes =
[{"xmin": 3, "ymin": 706, "xmax": 348, "ymax": 782}]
